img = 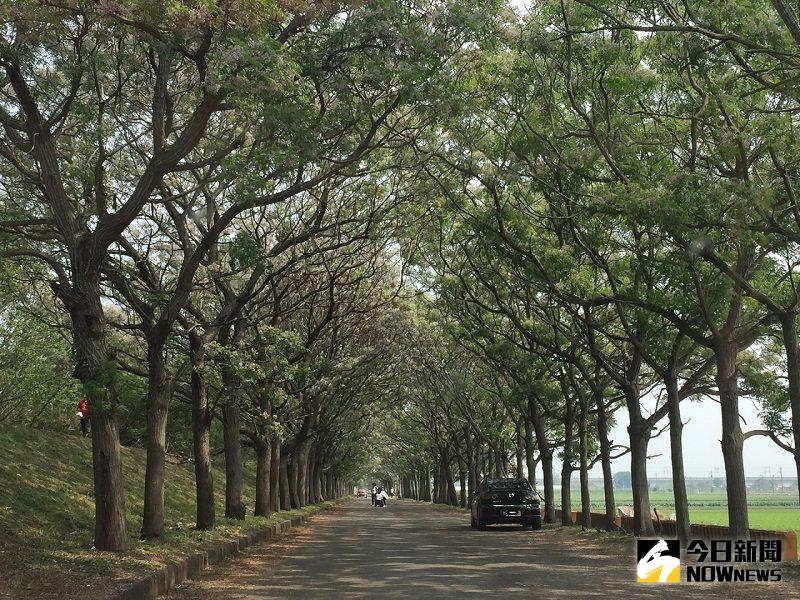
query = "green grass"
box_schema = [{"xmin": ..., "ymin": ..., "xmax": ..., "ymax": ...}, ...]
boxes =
[
  {"xmin": 582, "ymin": 489, "xmax": 800, "ymax": 532},
  {"xmin": 688, "ymin": 508, "xmax": 800, "ymax": 532},
  {"xmin": 0, "ymin": 427, "xmax": 335, "ymax": 599}
]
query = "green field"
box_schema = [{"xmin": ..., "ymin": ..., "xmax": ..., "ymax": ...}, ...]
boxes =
[{"xmin": 583, "ymin": 490, "xmax": 800, "ymax": 532}]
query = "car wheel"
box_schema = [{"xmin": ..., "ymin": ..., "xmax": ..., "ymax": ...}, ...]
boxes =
[
  {"xmin": 531, "ymin": 517, "xmax": 542, "ymax": 531},
  {"xmin": 477, "ymin": 517, "xmax": 487, "ymax": 531}
]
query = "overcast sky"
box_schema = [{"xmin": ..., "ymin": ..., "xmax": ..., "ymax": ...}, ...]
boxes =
[{"xmin": 579, "ymin": 395, "xmax": 797, "ymax": 481}]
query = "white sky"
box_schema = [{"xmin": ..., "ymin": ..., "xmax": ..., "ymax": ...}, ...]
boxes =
[{"xmin": 580, "ymin": 396, "xmax": 797, "ymax": 481}]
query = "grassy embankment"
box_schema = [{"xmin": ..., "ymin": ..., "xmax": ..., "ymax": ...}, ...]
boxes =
[{"xmin": 0, "ymin": 427, "xmax": 335, "ymax": 599}]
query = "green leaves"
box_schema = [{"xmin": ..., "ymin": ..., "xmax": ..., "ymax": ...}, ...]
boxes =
[
  {"xmin": 83, "ymin": 361, "xmax": 120, "ymax": 409},
  {"xmin": 228, "ymin": 231, "xmax": 263, "ymax": 270}
]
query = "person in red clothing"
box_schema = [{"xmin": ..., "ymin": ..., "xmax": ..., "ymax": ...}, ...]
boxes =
[{"xmin": 77, "ymin": 396, "xmax": 90, "ymax": 437}]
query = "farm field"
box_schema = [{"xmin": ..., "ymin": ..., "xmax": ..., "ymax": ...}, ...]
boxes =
[{"xmin": 584, "ymin": 490, "xmax": 800, "ymax": 532}]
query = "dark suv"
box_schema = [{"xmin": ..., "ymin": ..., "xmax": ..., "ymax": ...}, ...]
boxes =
[{"xmin": 470, "ymin": 478, "xmax": 542, "ymax": 530}]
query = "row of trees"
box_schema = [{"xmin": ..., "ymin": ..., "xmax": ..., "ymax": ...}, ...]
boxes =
[
  {"xmin": 385, "ymin": 0, "xmax": 800, "ymax": 542},
  {"xmin": 4, "ymin": 0, "xmax": 800, "ymax": 551},
  {"xmin": 0, "ymin": 0, "xmax": 499, "ymax": 550}
]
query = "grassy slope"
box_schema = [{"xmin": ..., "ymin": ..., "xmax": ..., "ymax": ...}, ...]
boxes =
[{"xmin": 0, "ymin": 427, "xmax": 333, "ymax": 600}]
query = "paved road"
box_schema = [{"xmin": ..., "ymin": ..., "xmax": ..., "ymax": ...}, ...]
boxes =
[{"xmin": 169, "ymin": 499, "xmax": 800, "ymax": 599}]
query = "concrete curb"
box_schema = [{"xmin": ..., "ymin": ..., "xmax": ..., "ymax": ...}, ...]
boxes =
[{"xmin": 115, "ymin": 501, "xmax": 345, "ymax": 599}]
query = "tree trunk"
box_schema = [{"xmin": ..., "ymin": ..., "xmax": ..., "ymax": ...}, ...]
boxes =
[
  {"xmin": 465, "ymin": 430, "xmax": 478, "ymax": 498},
  {"xmin": 438, "ymin": 455, "xmax": 446, "ymax": 504},
  {"xmin": 515, "ymin": 420, "xmax": 524, "ymax": 478},
  {"xmin": 279, "ymin": 452, "xmax": 291, "ymax": 510},
  {"xmin": 190, "ymin": 335, "xmax": 214, "ymax": 530},
  {"xmin": 315, "ymin": 470, "xmax": 324, "ymax": 503},
  {"xmin": 69, "ymin": 281, "xmax": 127, "ymax": 551},
  {"xmin": 287, "ymin": 453, "xmax": 301, "ymax": 509},
  {"xmin": 312, "ymin": 448, "xmax": 324, "ymax": 503},
  {"xmin": 269, "ymin": 437, "xmax": 281, "ymax": 513},
  {"xmin": 421, "ymin": 466, "xmax": 432, "ymax": 502},
  {"xmin": 425, "ymin": 468, "xmax": 432, "ymax": 502},
  {"xmin": 495, "ymin": 441, "xmax": 506, "ymax": 476},
  {"xmin": 457, "ymin": 453, "xmax": 467, "ymax": 508},
  {"xmin": 524, "ymin": 419, "xmax": 537, "ymax": 488},
  {"xmin": 541, "ymin": 451, "xmax": 555, "ymax": 522},
  {"xmin": 442, "ymin": 450, "xmax": 458, "ymax": 506},
  {"xmin": 432, "ymin": 462, "xmax": 440, "ymax": 503},
  {"xmin": 307, "ymin": 449, "xmax": 319, "ymax": 504},
  {"xmin": 781, "ymin": 314, "xmax": 800, "ymax": 505},
  {"xmin": 141, "ymin": 342, "xmax": 170, "ymax": 540},
  {"xmin": 90, "ymin": 402, "xmax": 128, "ymax": 551},
  {"xmin": 533, "ymin": 446, "xmax": 552, "ymax": 518},
  {"xmin": 666, "ymin": 369, "xmax": 691, "ymax": 542},
  {"xmin": 294, "ymin": 446, "xmax": 309, "ymax": 508},
  {"xmin": 578, "ymin": 401, "xmax": 591, "ymax": 530},
  {"xmin": 529, "ymin": 397, "xmax": 556, "ymax": 522},
  {"xmin": 715, "ymin": 339, "xmax": 749, "ymax": 538},
  {"xmin": 560, "ymin": 464, "xmax": 573, "ymax": 525},
  {"xmin": 561, "ymin": 398, "xmax": 574, "ymax": 526},
  {"xmin": 254, "ymin": 443, "xmax": 271, "ymax": 516},
  {"xmin": 222, "ymin": 399, "xmax": 245, "ymax": 520},
  {"xmin": 628, "ymin": 412, "xmax": 654, "ymax": 536},
  {"xmin": 593, "ymin": 382, "xmax": 616, "ymax": 531}
]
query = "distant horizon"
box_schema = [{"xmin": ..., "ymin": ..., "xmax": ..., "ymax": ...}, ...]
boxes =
[
  {"xmin": 576, "ymin": 475, "xmax": 799, "ymax": 483},
  {"xmin": 577, "ymin": 393, "xmax": 798, "ymax": 483}
]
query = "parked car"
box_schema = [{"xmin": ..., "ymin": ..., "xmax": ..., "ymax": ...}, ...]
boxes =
[
  {"xmin": 356, "ymin": 489, "xmax": 366, "ymax": 498},
  {"xmin": 470, "ymin": 478, "xmax": 542, "ymax": 530}
]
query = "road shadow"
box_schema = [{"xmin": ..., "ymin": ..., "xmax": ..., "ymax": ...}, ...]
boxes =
[{"xmin": 167, "ymin": 499, "xmax": 800, "ymax": 599}]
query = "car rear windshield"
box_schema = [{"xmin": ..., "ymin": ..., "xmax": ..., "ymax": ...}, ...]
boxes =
[{"xmin": 486, "ymin": 480, "xmax": 532, "ymax": 491}]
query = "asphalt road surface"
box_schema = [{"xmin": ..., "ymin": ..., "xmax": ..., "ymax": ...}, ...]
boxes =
[{"xmin": 168, "ymin": 499, "xmax": 800, "ymax": 599}]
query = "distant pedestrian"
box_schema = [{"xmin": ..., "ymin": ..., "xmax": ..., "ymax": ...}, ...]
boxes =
[
  {"xmin": 377, "ymin": 488, "xmax": 389, "ymax": 507},
  {"xmin": 77, "ymin": 395, "xmax": 91, "ymax": 437},
  {"xmin": 371, "ymin": 483, "xmax": 377, "ymax": 506}
]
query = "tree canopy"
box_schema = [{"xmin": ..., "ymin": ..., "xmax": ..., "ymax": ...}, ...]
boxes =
[{"xmin": 1, "ymin": 0, "xmax": 799, "ymax": 548}]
